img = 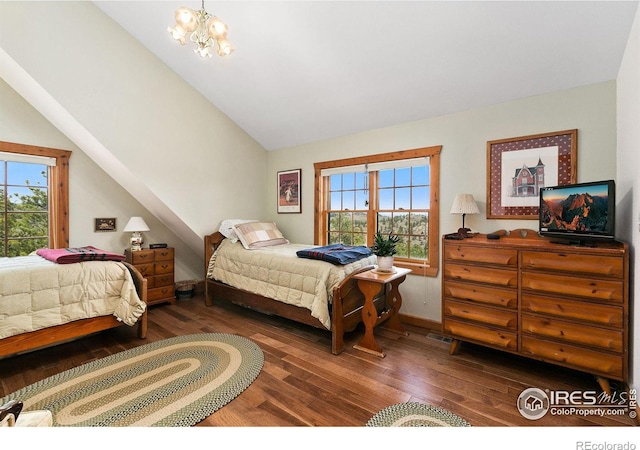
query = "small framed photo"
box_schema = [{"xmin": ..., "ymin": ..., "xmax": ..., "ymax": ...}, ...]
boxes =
[
  {"xmin": 94, "ymin": 218, "xmax": 117, "ymax": 232},
  {"xmin": 277, "ymin": 169, "xmax": 301, "ymax": 214},
  {"xmin": 487, "ymin": 129, "xmax": 577, "ymax": 219}
]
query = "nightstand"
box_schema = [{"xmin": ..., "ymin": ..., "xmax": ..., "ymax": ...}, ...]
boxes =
[{"xmin": 125, "ymin": 247, "xmax": 176, "ymax": 306}]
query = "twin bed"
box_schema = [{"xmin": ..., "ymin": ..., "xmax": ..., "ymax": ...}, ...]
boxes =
[
  {"xmin": 1, "ymin": 221, "xmax": 388, "ymax": 358},
  {"xmin": 204, "ymin": 221, "xmax": 388, "ymax": 354},
  {"xmin": 0, "ymin": 248, "xmax": 148, "ymax": 358}
]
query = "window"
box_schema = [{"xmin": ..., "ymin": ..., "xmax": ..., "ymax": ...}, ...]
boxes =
[
  {"xmin": 0, "ymin": 142, "xmax": 71, "ymax": 256},
  {"xmin": 314, "ymin": 146, "xmax": 441, "ymax": 276}
]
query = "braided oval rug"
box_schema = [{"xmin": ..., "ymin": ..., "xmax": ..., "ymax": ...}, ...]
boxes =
[
  {"xmin": 0, "ymin": 333, "xmax": 263, "ymax": 427},
  {"xmin": 366, "ymin": 402, "xmax": 471, "ymax": 427}
]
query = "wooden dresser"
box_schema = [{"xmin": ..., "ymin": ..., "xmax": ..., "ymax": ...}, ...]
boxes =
[
  {"xmin": 442, "ymin": 231, "xmax": 629, "ymax": 392},
  {"xmin": 125, "ymin": 247, "xmax": 176, "ymax": 306}
]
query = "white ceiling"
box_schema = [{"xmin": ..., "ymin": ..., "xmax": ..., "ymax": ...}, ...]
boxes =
[{"xmin": 95, "ymin": 1, "xmax": 638, "ymax": 151}]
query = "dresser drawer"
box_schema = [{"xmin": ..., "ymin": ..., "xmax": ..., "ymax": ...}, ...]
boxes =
[
  {"xmin": 521, "ymin": 271, "xmax": 623, "ymax": 303},
  {"xmin": 521, "ymin": 293, "xmax": 623, "ymax": 327},
  {"xmin": 521, "ymin": 315, "xmax": 623, "ymax": 353},
  {"xmin": 443, "ymin": 319, "xmax": 517, "ymax": 351},
  {"xmin": 129, "ymin": 250, "xmax": 154, "ymax": 264},
  {"xmin": 443, "ymin": 281, "xmax": 517, "ymax": 308},
  {"xmin": 521, "ymin": 336, "xmax": 623, "ymax": 380},
  {"xmin": 521, "ymin": 251, "xmax": 624, "ymax": 278},
  {"xmin": 154, "ymin": 261, "xmax": 174, "ymax": 275},
  {"xmin": 444, "ymin": 300, "xmax": 517, "ymax": 329},
  {"xmin": 444, "ymin": 263, "xmax": 517, "ymax": 288},
  {"xmin": 444, "ymin": 245, "xmax": 517, "ymax": 267},
  {"xmin": 154, "ymin": 248, "xmax": 174, "ymax": 261}
]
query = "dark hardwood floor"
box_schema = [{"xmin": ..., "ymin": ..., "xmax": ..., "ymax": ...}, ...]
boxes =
[{"xmin": 1, "ymin": 293, "xmax": 636, "ymax": 430}]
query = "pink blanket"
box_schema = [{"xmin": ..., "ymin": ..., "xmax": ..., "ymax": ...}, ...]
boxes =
[{"xmin": 36, "ymin": 246, "xmax": 126, "ymax": 264}]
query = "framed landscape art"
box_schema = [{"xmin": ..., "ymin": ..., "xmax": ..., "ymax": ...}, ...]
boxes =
[{"xmin": 486, "ymin": 129, "xmax": 577, "ymax": 219}]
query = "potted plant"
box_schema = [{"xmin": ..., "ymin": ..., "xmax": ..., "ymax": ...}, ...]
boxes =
[{"xmin": 371, "ymin": 232, "xmax": 399, "ymax": 272}]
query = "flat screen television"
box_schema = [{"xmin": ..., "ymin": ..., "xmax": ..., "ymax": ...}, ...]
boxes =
[{"xmin": 539, "ymin": 179, "xmax": 615, "ymax": 245}]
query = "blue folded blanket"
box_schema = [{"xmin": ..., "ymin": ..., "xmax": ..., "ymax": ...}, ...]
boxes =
[{"xmin": 296, "ymin": 243, "xmax": 372, "ymax": 265}]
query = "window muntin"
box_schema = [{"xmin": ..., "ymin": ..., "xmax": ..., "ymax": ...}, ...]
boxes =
[{"xmin": 315, "ymin": 146, "xmax": 441, "ymax": 276}]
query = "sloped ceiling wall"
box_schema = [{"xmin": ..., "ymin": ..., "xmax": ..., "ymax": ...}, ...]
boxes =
[{"xmin": 0, "ymin": 2, "xmax": 267, "ymax": 262}]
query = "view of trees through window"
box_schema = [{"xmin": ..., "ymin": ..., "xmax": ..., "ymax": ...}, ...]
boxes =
[
  {"xmin": 1, "ymin": 160, "xmax": 49, "ymax": 256},
  {"xmin": 315, "ymin": 146, "xmax": 441, "ymax": 276},
  {"xmin": 327, "ymin": 166, "xmax": 430, "ymax": 261}
]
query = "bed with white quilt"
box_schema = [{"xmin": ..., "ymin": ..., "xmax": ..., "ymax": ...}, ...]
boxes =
[
  {"xmin": 0, "ymin": 247, "xmax": 147, "ymax": 358},
  {"xmin": 204, "ymin": 220, "xmax": 386, "ymax": 354}
]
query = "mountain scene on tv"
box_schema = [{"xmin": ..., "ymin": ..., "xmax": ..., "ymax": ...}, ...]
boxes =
[{"xmin": 540, "ymin": 191, "xmax": 609, "ymax": 232}]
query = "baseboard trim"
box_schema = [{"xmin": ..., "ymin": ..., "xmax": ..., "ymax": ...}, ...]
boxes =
[{"xmin": 399, "ymin": 313, "xmax": 441, "ymax": 332}]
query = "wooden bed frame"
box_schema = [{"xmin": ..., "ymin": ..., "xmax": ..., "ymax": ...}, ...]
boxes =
[
  {"xmin": 204, "ymin": 231, "xmax": 385, "ymax": 354},
  {"xmin": 0, "ymin": 262, "xmax": 148, "ymax": 359}
]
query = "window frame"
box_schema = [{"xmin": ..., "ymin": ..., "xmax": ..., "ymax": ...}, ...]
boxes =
[
  {"xmin": 0, "ymin": 141, "xmax": 71, "ymax": 252},
  {"xmin": 314, "ymin": 146, "xmax": 441, "ymax": 277}
]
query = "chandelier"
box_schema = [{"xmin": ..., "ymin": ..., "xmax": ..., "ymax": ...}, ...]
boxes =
[{"xmin": 167, "ymin": 1, "xmax": 234, "ymax": 58}]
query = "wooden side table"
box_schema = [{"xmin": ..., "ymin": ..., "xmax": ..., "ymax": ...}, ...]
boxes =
[{"xmin": 352, "ymin": 267, "xmax": 411, "ymax": 357}]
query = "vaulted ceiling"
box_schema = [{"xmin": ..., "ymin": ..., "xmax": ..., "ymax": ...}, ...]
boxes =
[{"xmin": 96, "ymin": 1, "xmax": 639, "ymax": 151}]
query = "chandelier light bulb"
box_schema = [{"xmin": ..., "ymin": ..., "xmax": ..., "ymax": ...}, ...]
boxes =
[
  {"xmin": 216, "ymin": 38, "xmax": 234, "ymax": 56},
  {"xmin": 175, "ymin": 7, "xmax": 197, "ymax": 31},
  {"xmin": 208, "ymin": 17, "xmax": 228, "ymax": 37}
]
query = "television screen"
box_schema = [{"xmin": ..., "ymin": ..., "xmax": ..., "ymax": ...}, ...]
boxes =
[{"xmin": 539, "ymin": 180, "xmax": 615, "ymax": 243}]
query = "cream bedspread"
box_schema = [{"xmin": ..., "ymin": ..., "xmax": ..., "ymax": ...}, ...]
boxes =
[
  {"xmin": 0, "ymin": 255, "xmax": 146, "ymax": 339},
  {"xmin": 207, "ymin": 240, "xmax": 376, "ymax": 330}
]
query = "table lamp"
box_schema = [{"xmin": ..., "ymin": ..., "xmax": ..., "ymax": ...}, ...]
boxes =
[
  {"xmin": 450, "ymin": 194, "xmax": 480, "ymax": 230},
  {"xmin": 123, "ymin": 216, "xmax": 150, "ymax": 251}
]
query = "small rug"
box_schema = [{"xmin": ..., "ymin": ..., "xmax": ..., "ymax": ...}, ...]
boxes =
[
  {"xmin": 366, "ymin": 402, "xmax": 471, "ymax": 427},
  {"xmin": 0, "ymin": 333, "xmax": 263, "ymax": 426}
]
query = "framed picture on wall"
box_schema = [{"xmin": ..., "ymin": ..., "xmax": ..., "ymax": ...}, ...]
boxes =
[
  {"xmin": 94, "ymin": 218, "xmax": 117, "ymax": 232},
  {"xmin": 487, "ymin": 129, "xmax": 577, "ymax": 219},
  {"xmin": 277, "ymin": 169, "xmax": 301, "ymax": 214}
]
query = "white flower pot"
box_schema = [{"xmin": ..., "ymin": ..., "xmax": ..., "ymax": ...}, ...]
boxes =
[{"xmin": 376, "ymin": 256, "xmax": 394, "ymax": 272}]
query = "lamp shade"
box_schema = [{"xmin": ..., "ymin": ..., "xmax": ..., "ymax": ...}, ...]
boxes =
[
  {"xmin": 123, "ymin": 217, "xmax": 150, "ymax": 232},
  {"xmin": 450, "ymin": 194, "xmax": 480, "ymax": 215}
]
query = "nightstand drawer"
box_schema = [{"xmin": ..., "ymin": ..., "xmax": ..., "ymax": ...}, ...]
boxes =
[
  {"xmin": 154, "ymin": 248, "xmax": 174, "ymax": 261},
  {"xmin": 148, "ymin": 286, "xmax": 175, "ymax": 302},
  {"xmin": 129, "ymin": 250, "xmax": 154, "ymax": 264},
  {"xmin": 134, "ymin": 263, "xmax": 154, "ymax": 277},
  {"xmin": 154, "ymin": 261, "xmax": 174, "ymax": 275},
  {"xmin": 153, "ymin": 274, "xmax": 174, "ymax": 287}
]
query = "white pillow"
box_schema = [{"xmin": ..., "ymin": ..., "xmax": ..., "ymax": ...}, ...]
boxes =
[
  {"xmin": 219, "ymin": 219, "xmax": 258, "ymax": 243},
  {"xmin": 233, "ymin": 221, "xmax": 289, "ymax": 249}
]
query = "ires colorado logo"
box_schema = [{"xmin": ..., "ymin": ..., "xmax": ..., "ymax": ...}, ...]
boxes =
[{"xmin": 517, "ymin": 387, "xmax": 636, "ymax": 420}]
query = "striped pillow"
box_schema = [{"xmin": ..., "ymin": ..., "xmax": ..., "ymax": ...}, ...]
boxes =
[{"xmin": 233, "ymin": 221, "xmax": 289, "ymax": 249}]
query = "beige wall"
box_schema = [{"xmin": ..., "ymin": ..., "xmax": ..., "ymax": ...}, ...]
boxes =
[
  {"xmin": 268, "ymin": 82, "xmax": 618, "ymax": 322},
  {"xmin": 0, "ymin": 1, "xmax": 268, "ymax": 281},
  {"xmin": 616, "ymin": 6, "xmax": 640, "ymax": 392},
  {"xmin": 0, "ymin": 78, "xmax": 201, "ymax": 281}
]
